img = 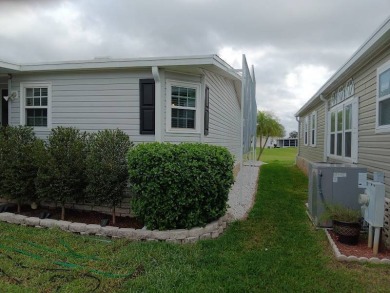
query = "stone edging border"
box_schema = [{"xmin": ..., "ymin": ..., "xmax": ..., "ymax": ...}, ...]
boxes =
[
  {"xmin": 0, "ymin": 212, "xmax": 233, "ymax": 243},
  {"xmin": 324, "ymin": 229, "xmax": 390, "ymax": 264}
]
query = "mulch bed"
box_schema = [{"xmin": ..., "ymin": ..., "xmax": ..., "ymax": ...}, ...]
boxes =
[
  {"xmin": 328, "ymin": 230, "xmax": 390, "ymax": 259},
  {"xmin": 3, "ymin": 204, "xmax": 144, "ymax": 229}
]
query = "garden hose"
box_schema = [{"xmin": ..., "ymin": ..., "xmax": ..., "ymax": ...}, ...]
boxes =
[{"xmin": 0, "ymin": 240, "xmax": 143, "ymax": 279}]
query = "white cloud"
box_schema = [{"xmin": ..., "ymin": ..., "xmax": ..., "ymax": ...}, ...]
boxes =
[{"xmin": 285, "ymin": 64, "xmax": 333, "ymax": 106}]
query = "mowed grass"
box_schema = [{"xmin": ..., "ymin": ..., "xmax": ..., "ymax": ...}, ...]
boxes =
[
  {"xmin": 1, "ymin": 149, "xmax": 390, "ymax": 292},
  {"xmin": 258, "ymin": 146, "xmax": 298, "ymax": 164}
]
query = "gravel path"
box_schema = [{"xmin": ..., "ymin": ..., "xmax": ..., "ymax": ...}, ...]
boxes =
[{"xmin": 227, "ymin": 161, "xmax": 264, "ymax": 220}]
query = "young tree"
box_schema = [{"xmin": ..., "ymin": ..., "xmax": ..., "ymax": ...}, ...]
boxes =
[
  {"xmin": 0, "ymin": 126, "xmax": 42, "ymax": 213},
  {"xmin": 257, "ymin": 111, "xmax": 285, "ymax": 160},
  {"xmin": 35, "ymin": 127, "xmax": 88, "ymax": 220},
  {"xmin": 289, "ymin": 130, "xmax": 298, "ymax": 138},
  {"xmin": 86, "ymin": 129, "xmax": 133, "ymax": 225}
]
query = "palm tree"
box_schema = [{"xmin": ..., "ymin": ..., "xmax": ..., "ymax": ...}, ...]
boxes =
[{"xmin": 257, "ymin": 111, "xmax": 285, "ymax": 160}]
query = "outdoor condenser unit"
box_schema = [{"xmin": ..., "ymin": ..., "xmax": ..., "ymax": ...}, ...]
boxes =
[{"xmin": 308, "ymin": 162, "xmax": 367, "ymax": 227}]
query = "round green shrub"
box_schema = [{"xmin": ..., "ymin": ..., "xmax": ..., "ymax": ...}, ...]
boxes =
[{"xmin": 128, "ymin": 142, "xmax": 235, "ymax": 230}]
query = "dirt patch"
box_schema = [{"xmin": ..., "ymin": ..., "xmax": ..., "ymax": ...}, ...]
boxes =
[
  {"xmin": 329, "ymin": 230, "xmax": 390, "ymax": 259},
  {"xmin": 3, "ymin": 204, "xmax": 143, "ymax": 229}
]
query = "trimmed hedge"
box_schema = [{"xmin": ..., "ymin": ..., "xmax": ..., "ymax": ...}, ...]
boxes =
[
  {"xmin": 0, "ymin": 126, "xmax": 42, "ymax": 213},
  {"xmin": 128, "ymin": 142, "xmax": 235, "ymax": 230},
  {"xmin": 86, "ymin": 129, "xmax": 134, "ymax": 224},
  {"xmin": 35, "ymin": 127, "xmax": 88, "ymax": 220}
]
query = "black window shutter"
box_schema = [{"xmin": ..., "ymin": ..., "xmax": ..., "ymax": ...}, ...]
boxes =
[
  {"xmin": 204, "ymin": 86, "xmax": 209, "ymax": 136},
  {"xmin": 140, "ymin": 79, "xmax": 155, "ymax": 134}
]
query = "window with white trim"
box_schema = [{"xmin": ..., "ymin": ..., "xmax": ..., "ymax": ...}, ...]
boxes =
[
  {"xmin": 304, "ymin": 116, "xmax": 309, "ymax": 145},
  {"xmin": 310, "ymin": 111, "xmax": 317, "ymax": 147},
  {"xmin": 377, "ymin": 61, "xmax": 390, "ymax": 132},
  {"xmin": 20, "ymin": 83, "xmax": 51, "ymax": 128},
  {"xmin": 166, "ymin": 80, "xmax": 200, "ymax": 132},
  {"xmin": 328, "ymin": 97, "xmax": 357, "ymax": 162}
]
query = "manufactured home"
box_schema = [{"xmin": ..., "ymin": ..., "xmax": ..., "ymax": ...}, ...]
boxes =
[
  {"xmin": 295, "ymin": 17, "xmax": 390, "ymax": 245},
  {"xmin": 0, "ymin": 55, "xmax": 257, "ymax": 172}
]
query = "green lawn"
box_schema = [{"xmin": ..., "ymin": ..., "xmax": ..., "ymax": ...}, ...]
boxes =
[
  {"xmin": 1, "ymin": 149, "xmax": 390, "ymax": 292},
  {"xmin": 257, "ymin": 146, "xmax": 298, "ymax": 164}
]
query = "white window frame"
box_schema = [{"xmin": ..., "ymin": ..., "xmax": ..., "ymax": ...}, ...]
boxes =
[
  {"xmin": 376, "ymin": 60, "xmax": 390, "ymax": 133},
  {"xmin": 20, "ymin": 82, "xmax": 52, "ymax": 129},
  {"xmin": 327, "ymin": 96, "xmax": 358, "ymax": 163},
  {"xmin": 310, "ymin": 111, "xmax": 317, "ymax": 147},
  {"xmin": 165, "ymin": 80, "xmax": 201, "ymax": 133},
  {"xmin": 303, "ymin": 116, "xmax": 309, "ymax": 146}
]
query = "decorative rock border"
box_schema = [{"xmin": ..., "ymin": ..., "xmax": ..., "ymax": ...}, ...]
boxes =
[
  {"xmin": 0, "ymin": 212, "xmax": 233, "ymax": 243},
  {"xmin": 324, "ymin": 229, "xmax": 390, "ymax": 264}
]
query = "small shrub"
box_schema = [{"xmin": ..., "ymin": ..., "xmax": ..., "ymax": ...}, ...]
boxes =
[
  {"xmin": 0, "ymin": 126, "xmax": 42, "ymax": 213},
  {"xmin": 86, "ymin": 129, "xmax": 133, "ymax": 224},
  {"xmin": 35, "ymin": 127, "xmax": 88, "ymax": 220},
  {"xmin": 128, "ymin": 142, "xmax": 235, "ymax": 230}
]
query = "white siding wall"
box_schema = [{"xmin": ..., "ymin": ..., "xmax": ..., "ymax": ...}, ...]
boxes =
[
  {"xmin": 203, "ymin": 70, "xmax": 241, "ymax": 161},
  {"xmin": 9, "ymin": 70, "xmax": 155, "ymax": 142}
]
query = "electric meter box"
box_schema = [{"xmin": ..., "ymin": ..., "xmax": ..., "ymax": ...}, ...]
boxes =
[{"xmin": 308, "ymin": 162, "xmax": 367, "ymax": 227}]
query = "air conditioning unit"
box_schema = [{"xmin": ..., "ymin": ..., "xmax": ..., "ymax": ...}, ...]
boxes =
[{"xmin": 308, "ymin": 162, "xmax": 367, "ymax": 227}]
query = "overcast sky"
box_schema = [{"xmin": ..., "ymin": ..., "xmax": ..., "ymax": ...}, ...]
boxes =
[{"xmin": 1, "ymin": 0, "xmax": 389, "ymax": 135}]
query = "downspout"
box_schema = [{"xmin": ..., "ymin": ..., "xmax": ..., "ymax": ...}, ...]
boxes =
[
  {"xmin": 152, "ymin": 66, "xmax": 162, "ymax": 142},
  {"xmin": 319, "ymin": 94, "xmax": 328, "ymax": 162}
]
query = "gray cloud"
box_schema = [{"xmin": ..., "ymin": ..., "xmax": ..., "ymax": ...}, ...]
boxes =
[{"xmin": 0, "ymin": 0, "xmax": 389, "ymax": 134}]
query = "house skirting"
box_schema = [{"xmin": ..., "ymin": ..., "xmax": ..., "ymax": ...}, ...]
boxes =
[{"xmin": 296, "ymin": 155, "xmax": 310, "ymax": 176}]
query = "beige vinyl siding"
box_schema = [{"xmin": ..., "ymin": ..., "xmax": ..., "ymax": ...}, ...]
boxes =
[
  {"xmin": 323, "ymin": 44, "xmax": 390, "ymax": 198},
  {"xmin": 8, "ymin": 70, "xmax": 155, "ymax": 142},
  {"xmin": 355, "ymin": 45, "xmax": 390, "ymax": 198},
  {"xmin": 203, "ymin": 70, "xmax": 241, "ymax": 161},
  {"xmin": 298, "ymin": 101, "xmax": 325, "ymax": 163}
]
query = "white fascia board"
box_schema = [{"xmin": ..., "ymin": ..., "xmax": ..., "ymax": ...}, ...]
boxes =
[
  {"xmin": 0, "ymin": 60, "xmax": 21, "ymax": 72},
  {"xmin": 295, "ymin": 16, "xmax": 390, "ymax": 117},
  {"xmin": 18, "ymin": 55, "xmax": 218, "ymax": 72}
]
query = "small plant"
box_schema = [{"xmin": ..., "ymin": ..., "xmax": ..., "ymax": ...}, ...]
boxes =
[
  {"xmin": 86, "ymin": 129, "xmax": 133, "ymax": 225},
  {"xmin": 128, "ymin": 142, "xmax": 234, "ymax": 230},
  {"xmin": 0, "ymin": 126, "xmax": 42, "ymax": 213},
  {"xmin": 35, "ymin": 127, "xmax": 88, "ymax": 220},
  {"xmin": 321, "ymin": 204, "xmax": 361, "ymax": 223}
]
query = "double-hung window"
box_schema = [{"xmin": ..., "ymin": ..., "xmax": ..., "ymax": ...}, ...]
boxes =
[
  {"xmin": 376, "ymin": 61, "xmax": 390, "ymax": 132},
  {"xmin": 20, "ymin": 83, "xmax": 51, "ymax": 128},
  {"xmin": 166, "ymin": 80, "xmax": 200, "ymax": 132},
  {"xmin": 328, "ymin": 97, "xmax": 357, "ymax": 162},
  {"xmin": 310, "ymin": 111, "xmax": 317, "ymax": 147},
  {"xmin": 303, "ymin": 116, "xmax": 309, "ymax": 145}
]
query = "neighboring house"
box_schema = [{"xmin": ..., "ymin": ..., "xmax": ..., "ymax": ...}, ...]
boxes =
[
  {"xmin": 257, "ymin": 137, "xmax": 298, "ymax": 148},
  {"xmin": 295, "ymin": 17, "xmax": 390, "ymax": 245},
  {"xmin": 0, "ymin": 55, "xmax": 257, "ymax": 173}
]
